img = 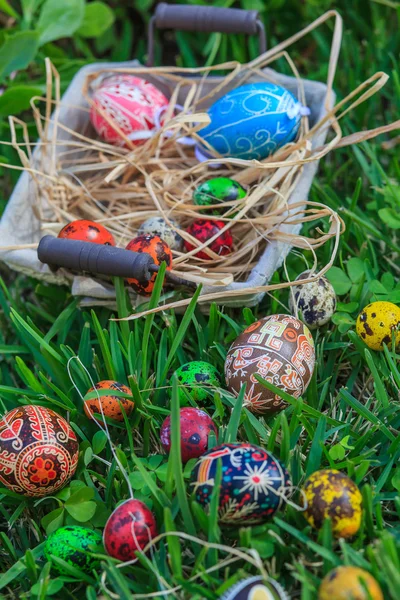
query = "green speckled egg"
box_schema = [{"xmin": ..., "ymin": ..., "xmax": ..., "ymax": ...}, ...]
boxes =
[
  {"xmin": 193, "ymin": 177, "xmax": 247, "ymax": 215},
  {"xmin": 173, "ymin": 361, "xmax": 221, "ymax": 403},
  {"xmin": 44, "ymin": 526, "xmax": 104, "ymax": 574}
]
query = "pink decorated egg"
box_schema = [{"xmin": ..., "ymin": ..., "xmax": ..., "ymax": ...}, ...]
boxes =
[
  {"xmin": 160, "ymin": 407, "xmax": 217, "ymax": 463},
  {"xmin": 90, "ymin": 75, "xmax": 169, "ymax": 146}
]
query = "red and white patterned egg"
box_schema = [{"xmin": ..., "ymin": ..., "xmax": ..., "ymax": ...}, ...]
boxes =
[
  {"xmin": 0, "ymin": 405, "xmax": 79, "ymax": 497},
  {"xmin": 90, "ymin": 75, "xmax": 169, "ymax": 146}
]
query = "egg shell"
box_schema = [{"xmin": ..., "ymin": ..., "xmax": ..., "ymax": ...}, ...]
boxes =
[
  {"xmin": 193, "ymin": 177, "xmax": 247, "ymax": 215},
  {"xmin": 103, "ymin": 499, "xmax": 157, "ymax": 561},
  {"xmin": 160, "ymin": 407, "xmax": 217, "ymax": 463},
  {"xmin": 198, "ymin": 82, "xmax": 301, "ymax": 161},
  {"xmin": 0, "ymin": 405, "xmax": 78, "ymax": 497},
  {"xmin": 58, "ymin": 219, "xmax": 115, "ymax": 246},
  {"xmin": 84, "ymin": 380, "xmax": 134, "ymax": 423},
  {"xmin": 302, "ymin": 469, "xmax": 363, "ymax": 539},
  {"xmin": 184, "ymin": 219, "xmax": 233, "ymax": 260},
  {"xmin": 191, "ymin": 443, "xmax": 291, "ymax": 525},
  {"xmin": 90, "ymin": 75, "xmax": 169, "ymax": 146},
  {"xmin": 138, "ymin": 216, "xmax": 183, "ymax": 251},
  {"xmin": 289, "ymin": 271, "xmax": 337, "ymax": 329},
  {"xmin": 224, "ymin": 314, "xmax": 315, "ymax": 415},
  {"xmin": 44, "ymin": 526, "xmax": 104, "ymax": 574},
  {"xmin": 220, "ymin": 576, "xmax": 289, "ymax": 600},
  {"xmin": 356, "ymin": 301, "xmax": 400, "ymax": 351},
  {"xmin": 318, "ymin": 566, "xmax": 383, "ymax": 600},
  {"xmin": 125, "ymin": 234, "xmax": 173, "ymax": 295},
  {"xmin": 173, "ymin": 361, "xmax": 221, "ymax": 404}
]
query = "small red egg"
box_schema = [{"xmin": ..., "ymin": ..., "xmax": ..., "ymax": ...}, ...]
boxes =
[
  {"xmin": 84, "ymin": 381, "xmax": 134, "ymax": 423},
  {"xmin": 58, "ymin": 219, "xmax": 115, "ymax": 246},
  {"xmin": 125, "ymin": 234, "xmax": 173, "ymax": 295},
  {"xmin": 160, "ymin": 407, "xmax": 217, "ymax": 463},
  {"xmin": 184, "ymin": 219, "xmax": 233, "ymax": 260},
  {"xmin": 103, "ymin": 499, "xmax": 157, "ymax": 561}
]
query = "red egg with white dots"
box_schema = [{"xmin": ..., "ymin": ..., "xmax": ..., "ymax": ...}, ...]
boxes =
[
  {"xmin": 125, "ymin": 234, "xmax": 173, "ymax": 295},
  {"xmin": 58, "ymin": 220, "xmax": 115, "ymax": 246},
  {"xmin": 103, "ymin": 499, "xmax": 157, "ymax": 561},
  {"xmin": 160, "ymin": 407, "xmax": 217, "ymax": 463},
  {"xmin": 184, "ymin": 219, "xmax": 233, "ymax": 260}
]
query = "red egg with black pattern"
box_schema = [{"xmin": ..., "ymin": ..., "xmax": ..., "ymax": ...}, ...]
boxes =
[{"xmin": 184, "ymin": 219, "xmax": 233, "ymax": 260}]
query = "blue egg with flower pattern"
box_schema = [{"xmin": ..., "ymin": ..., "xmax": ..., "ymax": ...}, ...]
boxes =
[
  {"xmin": 190, "ymin": 442, "xmax": 291, "ymax": 525},
  {"xmin": 198, "ymin": 82, "xmax": 303, "ymax": 161}
]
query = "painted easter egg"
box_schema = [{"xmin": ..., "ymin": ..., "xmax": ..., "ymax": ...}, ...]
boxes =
[
  {"xmin": 58, "ymin": 219, "xmax": 115, "ymax": 246},
  {"xmin": 84, "ymin": 380, "xmax": 134, "ymax": 423},
  {"xmin": 172, "ymin": 361, "xmax": 221, "ymax": 404},
  {"xmin": 220, "ymin": 576, "xmax": 289, "ymax": 600},
  {"xmin": 318, "ymin": 566, "xmax": 383, "ymax": 600},
  {"xmin": 191, "ymin": 443, "xmax": 291, "ymax": 525},
  {"xmin": 125, "ymin": 234, "xmax": 173, "ymax": 295},
  {"xmin": 198, "ymin": 82, "xmax": 302, "ymax": 161},
  {"xmin": 301, "ymin": 469, "xmax": 363, "ymax": 539},
  {"xmin": 44, "ymin": 526, "xmax": 104, "ymax": 574},
  {"xmin": 356, "ymin": 301, "xmax": 400, "ymax": 351},
  {"xmin": 224, "ymin": 314, "xmax": 315, "ymax": 415},
  {"xmin": 90, "ymin": 75, "xmax": 169, "ymax": 146},
  {"xmin": 160, "ymin": 407, "xmax": 217, "ymax": 463},
  {"xmin": 103, "ymin": 499, "xmax": 157, "ymax": 561},
  {"xmin": 193, "ymin": 177, "xmax": 247, "ymax": 215},
  {"xmin": 138, "ymin": 216, "xmax": 183, "ymax": 251},
  {"xmin": 289, "ymin": 271, "xmax": 336, "ymax": 329},
  {"xmin": 184, "ymin": 220, "xmax": 233, "ymax": 260},
  {"xmin": 0, "ymin": 405, "xmax": 78, "ymax": 497}
]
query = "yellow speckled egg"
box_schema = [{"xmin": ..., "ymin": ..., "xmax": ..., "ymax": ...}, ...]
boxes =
[
  {"xmin": 301, "ymin": 469, "xmax": 362, "ymax": 538},
  {"xmin": 318, "ymin": 566, "xmax": 383, "ymax": 600},
  {"xmin": 356, "ymin": 301, "xmax": 400, "ymax": 351}
]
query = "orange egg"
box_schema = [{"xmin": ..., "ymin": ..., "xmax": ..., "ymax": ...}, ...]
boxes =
[
  {"xmin": 84, "ymin": 380, "xmax": 134, "ymax": 423},
  {"xmin": 125, "ymin": 234, "xmax": 173, "ymax": 295}
]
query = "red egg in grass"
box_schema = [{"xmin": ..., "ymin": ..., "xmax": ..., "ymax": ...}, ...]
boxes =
[
  {"xmin": 103, "ymin": 499, "xmax": 157, "ymax": 561},
  {"xmin": 125, "ymin": 234, "xmax": 173, "ymax": 295},
  {"xmin": 160, "ymin": 407, "xmax": 217, "ymax": 463},
  {"xmin": 58, "ymin": 219, "xmax": 115, "ymax": 246},
  {"xmin": 184, "ymin": 219, "xmax": 233, "ymax": 260}
]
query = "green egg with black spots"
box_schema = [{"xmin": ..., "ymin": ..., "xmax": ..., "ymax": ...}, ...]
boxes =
[
  {"xmin": 193, "ymin": 177, "xmax": 247, "ymax": 215},
  {"xmin": 173, "ymin": 361, "xmax": 221, "ymax": 404},
  {"xmin": 44, "ymin": 526, "xmax": 104, "ymax": 574}
]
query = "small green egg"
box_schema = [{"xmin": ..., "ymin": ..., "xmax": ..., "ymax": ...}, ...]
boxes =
[
  {"xmin": 44, "ymin": 525, "xmax": 104, "ymax": 574},
  {"xmin": 193, "ymin": 177, "xmax": 247, "ymax": 215},
  {"xmin": 173, "ymin": 361, "xmax": 221, "ymax": 403}
]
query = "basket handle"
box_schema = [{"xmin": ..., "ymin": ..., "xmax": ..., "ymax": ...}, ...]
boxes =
[{"xmin": 147, "ymin": 3, "xmax": 266, "ymax": 66}]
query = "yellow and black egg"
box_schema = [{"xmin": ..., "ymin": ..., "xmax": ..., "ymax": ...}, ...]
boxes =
[
  {"xmin": 289, "ymin": 271, "xmax": 336, "ymax": 329},
  {"xmin": 356, "ymin": 300, "xmax": 400, "ymax": 351},
  {"xmin": 318, "ymin": 566, "xmax": 383, "ymax": 600}
]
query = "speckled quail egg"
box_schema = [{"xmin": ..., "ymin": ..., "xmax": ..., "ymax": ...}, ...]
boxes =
[{"xmin": 289, "ymin": 270, "xmax": 336, "ymax": 329}]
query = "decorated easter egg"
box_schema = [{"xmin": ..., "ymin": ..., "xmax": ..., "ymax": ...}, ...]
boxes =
[
  {"xmin": 125, "ymin": 234, "xmax": 173, "ymax": 295},
  {"xmin": 138, "ymin": 216, "xmax": 183, "ymax": 251},
  {"xmin": 173, "ymin": 361, "xmax": 221, "ymax": 404},
  {"xmin": 184, "ymin": 219, "xmax": 233, "ymax": 259},
  {"xmin": 356, "ymin": 301, "xmax": 400, "ymax": 351},
  {"xmin": 191, "ymin": 443, "xmax": 291, "ymax": 525},
  {"xmin": 225, "ymin": 314, "xmax": 315, "ymax": 415},
  {"xmin": 58, "ymin": 219, "xmax": 115, "ymax": 246},
  {"xmin": 84, "ymin": 380, "xmax": 134, "ymax": 423},
  {"xmin": 90, "ymin": 75, "xmax": 169, "ymax": 146},
  {"xmin": 220, "ymin": 576, "xmax": 289, "ymax": 600},
  {"xmin": 193, "ymin": 177, "xmax": 247, "ymax": 215},
  {"xmin": 289, "ymin": 271, "xmax": 336, "ymax": 329},
  {"xmin": 160, "ymin": 407, "xmax": 217, "ymax": 463},
  {"xmin": 198, "ymin": 82, "xmax": 303, "ymax": 161},
  {"xmin": 318, "ymin": 566, "xmax": 383, "ymax": 600},
  {"xmin": 44, "ymin": 526, "xmax": 104, "ymax": 574},
  {"xmin": 103, "ymin": 499, "xmax": 157, "ymax": 561},
  {"xmin": 302, "ymin": 469, "xmax": 363, "ymax": 538},
  {"xmin": 0, "ymin": 405, "xmax": 78, "ymax": 497}
]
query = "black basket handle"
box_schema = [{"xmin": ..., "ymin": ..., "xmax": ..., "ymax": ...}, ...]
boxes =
[{"xmin": 147, "ymin": 3, "xmax": 266, "ymax": 66}]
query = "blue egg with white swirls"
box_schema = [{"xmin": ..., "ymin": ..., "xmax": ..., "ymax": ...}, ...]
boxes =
[{"xmin": 198, "ymin": 82, "xmax": 303, "ymax": 161}]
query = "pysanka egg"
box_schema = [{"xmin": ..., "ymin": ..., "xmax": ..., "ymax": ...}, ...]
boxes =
[
  {"xmin": 318, "ymin": 566, "xmax": 383, "ymax": 600},
  {"xmin": 193, "ymin": 177, "xmax": 247, "ymax": 215},
  {"xmin": 84, "ymin": 381, "xmax": 134, "ymax": 423},
  {"xmin": 44, "ymin": 526, "xmax": 104, "ymax": 574},
  {"xmin": 198, "ymin": 82, "xmax": 303, "ymax": 161},
  {"xmin": 289, "ymin": 271, "xmax": 336, "ymax": 329},
  {"xmin": 172, "ymin": 361, "xmax": 221, "ymax": 404},
  {"xmin": 138, "ymin": 216, "xmax": 183, "ymax": 251},
  {"xmin": 225, "ymin": 314, "xmax": 315, "ymax": 415},
  {"xmin": 0, "ymin": 405, "xmax": 78, "ymax": 497},
  {"xmin": 125, "ymin": 234, "xmax": 173, "ymax": 295},
  {"xmin": 220, "ymin": 576, "xmax": 289, "ymax": 600},
  {"xmin": 191, "ymin": 443, "xmax": 291, "ymax": 525},
  {"xmin": 184, "ymin": 220, "xmax": 233, "ymax": 259},
  {"xmin": 160, "ymin": 407, "xmax": 217, "ymax": 463},
  {"xmin": 302, "ymin": 469, "xmax": 363, "ymax": 539},
  {"xmin": 356, "ymin": 301, "xmax": 400, "ymax": 351},
  {"xmin": 103, "ymin": 499, "xmax": 157, "ymax": 561},
  {"xmin": 90, "ymin": 75, "xmax": 169, "ymax": 146},
  {"xmin": 58, "ymin": 219, "xmax": 115, "ymax": 246}
]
